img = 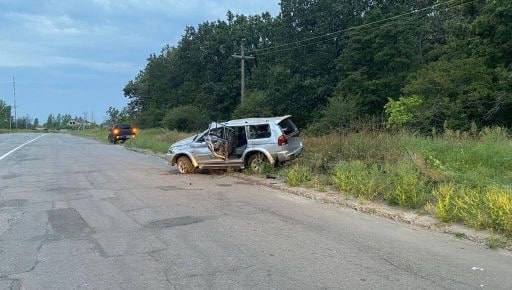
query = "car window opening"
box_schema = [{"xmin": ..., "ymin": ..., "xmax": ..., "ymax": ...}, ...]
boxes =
[
  {"xmin": 248, "ymin": 124, "xmax": 271, "ymax": 139},
  {"xmin": 278, "ymin": 118, "xmax": 298, "ymax": 136}
]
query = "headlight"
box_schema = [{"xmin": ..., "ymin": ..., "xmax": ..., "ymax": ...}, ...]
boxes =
[
  {"xmin": 113, "ymin": 129, "xmax": 120, "ymax": 135},
  {"xmin": 168, "ymin": 147, "xmax": 174, "ymax": 154}
]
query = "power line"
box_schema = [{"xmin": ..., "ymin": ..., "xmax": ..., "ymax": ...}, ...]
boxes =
[
  {"xmin": 252, "ymin": 0, "xmax": 469, "ymax": 54},
  {"xmin": 252, "ymin": 0, "xmax": 476, "ymax": 55},
  {"xmin": 255, "ymin": 6, "xmax": 433, "ymax": 57}
]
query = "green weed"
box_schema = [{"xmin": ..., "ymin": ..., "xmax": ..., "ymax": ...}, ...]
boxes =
[
  {"xmin": 285, "ymin": 165, "xmax": 313, "ymax": 187},
  {"xmin": 331, "ymin": 161, "xmax": 387, "ymax": 200}
]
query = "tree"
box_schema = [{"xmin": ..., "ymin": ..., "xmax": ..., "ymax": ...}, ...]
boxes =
[
  {"xmin": 105, "ymin": 106, "xmax": 131, "ymax": 126},
  {"xmin": 403, "ymin": 58, "xmax": 512, "ymax": 129},
  {"xmin": 233, "ymin": 91, "xmax": 273, "ymax": 118},
  {"xmin": 33, "ymin": 118, "xmax": 39, "ymax": 128},
  {"xmin": 121, "ymin": 0, "xmax": 512, "ymax": 131},
  {"xmin": 46, "ymin": 114, "xmax": 55, "ymax": 129},
  {"xmin": 161, "ymin": 105, "xmax": 209, "ymax": 132},
  {"xmin": 0, "ymin": 100, "xmax": 11, "ymax": 129}
]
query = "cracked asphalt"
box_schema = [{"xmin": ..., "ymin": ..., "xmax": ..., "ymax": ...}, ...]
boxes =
[{"xmin": 0, "ymin": 133, "xmax": 511, "ymax": 289}]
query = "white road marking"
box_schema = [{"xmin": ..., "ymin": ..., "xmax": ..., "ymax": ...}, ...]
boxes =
[{"xmin": 0, "ymin": 134, "xmax": 47, "ymax": 161}]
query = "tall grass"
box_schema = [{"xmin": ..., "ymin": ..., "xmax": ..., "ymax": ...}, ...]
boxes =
[
  {"xmin": 283, "ymin": 127, "xmax": 512, "ymax": 235},
  {"xmin": 124, "ymin": 128, "xmax": 191, "ymax": 153}
]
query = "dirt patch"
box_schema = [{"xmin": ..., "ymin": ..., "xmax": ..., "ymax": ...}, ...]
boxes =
[
  {"xmin": 145, "ymin": 216, "xmax": 205, "ymax": 229},
  {"xmin": 47, "ymin": 208, "xmax": 94, "ymax": 239}
]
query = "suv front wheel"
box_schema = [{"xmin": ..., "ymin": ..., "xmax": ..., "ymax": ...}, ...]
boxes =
[
  {"xmin": 247, "ymin": 153, "xmax": 270, "ymax": 174},
  {"xmin": 176, "ymin": 156, "xmax": 195, "ymax": 174}
]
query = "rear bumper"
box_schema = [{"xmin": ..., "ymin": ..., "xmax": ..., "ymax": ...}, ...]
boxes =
[{"xmin": 276, "ymin": 146, "xmax": 303, "ymax": 162}]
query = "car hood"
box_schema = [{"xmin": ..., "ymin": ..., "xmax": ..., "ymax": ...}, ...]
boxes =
[{"xmin": 171, "ymin": 135, "xmax": 197, "ymax": 147}]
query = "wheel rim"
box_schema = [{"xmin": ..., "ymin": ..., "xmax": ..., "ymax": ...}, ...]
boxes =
[
  {"xmin": 177, "ymin": 161, "xmax": 186, "ymax": 173},
  {"xmin": 251, "ymin": 155, "xmax": 265, "ymax": 172}
]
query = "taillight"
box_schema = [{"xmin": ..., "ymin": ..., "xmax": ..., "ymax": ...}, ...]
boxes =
[{"xmin": 278, "ymin": 134, "xmax": 288, "ymax": 146}]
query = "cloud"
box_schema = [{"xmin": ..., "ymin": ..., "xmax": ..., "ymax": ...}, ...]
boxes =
[
  {"xmin": 6, "ymin": 12, "xmax": 83, "ymax": 36},
  {"xmin": 0, "ymin": 40, "xmax": 136, "ymax": 73},
  {"xmin": 91, "ymin": 0, "xmax": 276, "ymax": 19}
]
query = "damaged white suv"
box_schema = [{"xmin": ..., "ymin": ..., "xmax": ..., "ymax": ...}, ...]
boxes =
[{"xmin": 167, "ymin": 116, "xmax": 303, "ymax": 174}]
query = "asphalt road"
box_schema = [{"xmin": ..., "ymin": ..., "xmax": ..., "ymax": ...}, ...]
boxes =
[{"xmin": 0, "ymin": 133, "xmax": 511, "ymax": 289}]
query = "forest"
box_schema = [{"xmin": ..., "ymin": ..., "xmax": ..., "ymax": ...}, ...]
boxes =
[{"xmin": 122, "ymin": 0, "xmax": 511, "ymax": 133}]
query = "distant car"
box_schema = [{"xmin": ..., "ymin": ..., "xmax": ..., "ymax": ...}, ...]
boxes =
[
  {"xmin": 167, "ymin": 115, "xmax": 303, "ymax": 174},
  {"xmin": 108, "ymin": 124, "xmax": 137, "ymax": 144}
]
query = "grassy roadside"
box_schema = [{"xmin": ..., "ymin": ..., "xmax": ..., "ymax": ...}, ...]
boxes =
[
  {"xmin": 74, "ymin": 127, "xmax": 512, "ymax": 242},
  {"xmin": 72, "ymin": 127, "xmax": 191, "ymax": 154},
  {"xmin": 276, "ymin": 128, "xmax": 512, "ymax": 241},
  {"xmin": 0, "ymin": 129, "xmax": 42, "ymax": 134}
]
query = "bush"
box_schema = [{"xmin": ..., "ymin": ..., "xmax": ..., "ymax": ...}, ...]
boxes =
[
  {"xmin": 384, "ymin": 95, "xmax": 424, "ymax": 128},
  {"xmin": 233, "ymin": 91, "xmax": 273, "ymax": 118},
  {"xmin": 486, "ymin": 187, "xmax": 512, "ymax": 235},
  {"xmin": 285, "ymin": 165, "xmax": 313, "ymax": 187},
  {"xmin": 384, "ymin": 160, "xmax": 431, "ymax": 208},
  {"xmin": 331, "ymin": 161, "xmax": 387, "ymax": 200},
  {"xmin": 317, "ymin": 94, "xmax": 360, "ymax": 131},
  {"xmin": 161, "ymin": 105, "xmax": 209, "ymax": 132},
  {"xmin": 433, "ymin": 184, "xmax": 459, "ymax": 222},
  {"xmin": 434, "ymin": 184, "xmax": 512, "ymax": 235},
  {"xmin": 331, "ymin": 159, "xmax": 431, "ymax": 208}
]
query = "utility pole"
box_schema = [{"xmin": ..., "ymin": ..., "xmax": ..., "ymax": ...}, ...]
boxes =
[
  {"xmin": 232, "ymin": 40, "xmax": 254, "ymax": 106},
  {"xmin": 12, "ymin": 76, "xmax": 17, "ymax": 129}
]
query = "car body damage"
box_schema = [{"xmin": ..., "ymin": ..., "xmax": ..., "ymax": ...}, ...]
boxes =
[{"xmin": 167, "ymin": 116, "xmax": 304, "ymax": 174}]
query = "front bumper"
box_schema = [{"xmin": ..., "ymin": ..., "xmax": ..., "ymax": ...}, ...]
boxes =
[
  {"xmin": 276, "ymin": 146, "xmax": 304, "ymax": 162},
  {"xmin": 115, "ymin": 134, "xmax": 136, "ymax": 140}
]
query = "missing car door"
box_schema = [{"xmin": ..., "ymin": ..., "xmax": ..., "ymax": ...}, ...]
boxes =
[{"xmin": 204, "ymin": 125, "xmax": 235, "ymax": 160}]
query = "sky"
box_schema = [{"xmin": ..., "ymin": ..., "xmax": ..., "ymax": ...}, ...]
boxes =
[{"xmin": 0, "ymin": 0, "xmax": 280, "ymax": 123}]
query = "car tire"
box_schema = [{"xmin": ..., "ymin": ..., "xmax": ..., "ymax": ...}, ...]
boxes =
[
  {"xmin": 247, "ymin": 152, "xmax": 269, "ymax": 174},
  {"xmin": 176, "ymin": 156, "xmax": 195, "ymax": 174}
]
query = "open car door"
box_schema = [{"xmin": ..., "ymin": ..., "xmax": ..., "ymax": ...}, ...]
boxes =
[{"xmin": 204, "ymin": 123, "xmax": 235, "ymax": 160}]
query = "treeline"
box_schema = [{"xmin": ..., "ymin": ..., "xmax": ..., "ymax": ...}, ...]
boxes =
[
  {"xmin": 0, "ymin": 100, "xmax": 39, "ymax": 129},
  {"xmin": 123, "ymin": 0, "xmax": 512, "ymax": 132},
  {"xmin": 0, "ymin": 100, "xmax": 11, "ymax": 128},
  {"xmin": 45, "ymin": 113, "xmax": 74, "ymax": 129},
  {"xmin": 45, "ymin": 113, "xmax": 95, "ymax": 129}
]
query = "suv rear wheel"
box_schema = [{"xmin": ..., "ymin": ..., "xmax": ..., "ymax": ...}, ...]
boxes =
[
  {"xmin": 247, "ymin": 153, "xmax": 269, "ymax": 174},
  {"xmin": 176, "ymin": 156, "xmax": 195, "ymax": 174}
]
